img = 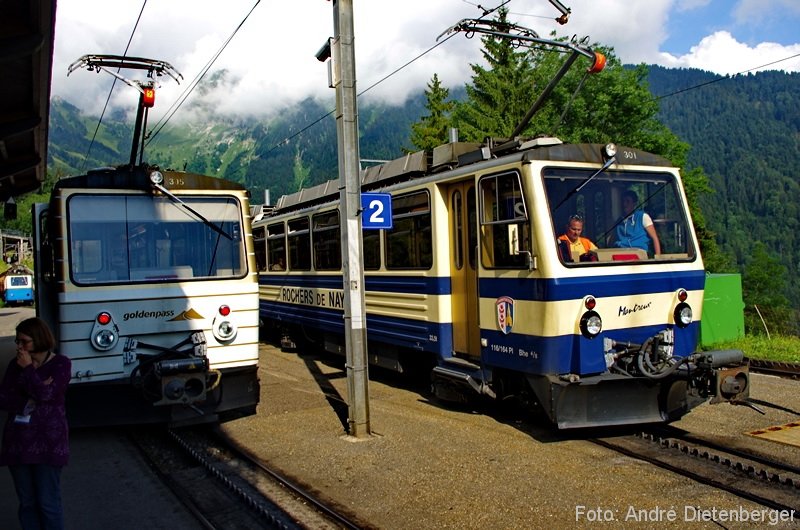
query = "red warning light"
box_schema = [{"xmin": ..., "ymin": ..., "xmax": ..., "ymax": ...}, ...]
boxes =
[{"xmin": 142, "ymin": 87, "xmax": 156, "ymax": 108}]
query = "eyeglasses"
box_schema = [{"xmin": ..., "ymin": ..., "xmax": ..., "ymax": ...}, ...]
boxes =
[
  {"xmin": 569, "ymin": 214, "xmax": 583, "ymax": 221},
  {"xmin": 14, "ymin": 338, "xmax": 32, "ymax": 345}
]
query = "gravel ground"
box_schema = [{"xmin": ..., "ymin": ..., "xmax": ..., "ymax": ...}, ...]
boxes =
[
  {"xmin": 221, "ymin": 344, "xmax": 800, "ymax": 529},
  {"xmin": 2, "ymin": 307, "xmax": 796, "ymax": 529}
]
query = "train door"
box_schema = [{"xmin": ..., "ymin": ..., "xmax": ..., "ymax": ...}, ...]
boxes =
[
  {"xmin": 446, "ymin": 181, "xmax": 480, "ymax": 358},
  {"xmin": 31, "ymin": 203, "xmax": 57, "ymax": 329}
]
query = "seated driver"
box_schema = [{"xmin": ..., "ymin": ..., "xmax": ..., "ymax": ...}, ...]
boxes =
[{"xmin": 558, "ymin": 214, "xmax": 597, "ymax": 261}]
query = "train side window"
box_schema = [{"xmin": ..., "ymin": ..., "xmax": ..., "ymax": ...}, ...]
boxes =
[
  {"xmin": 453, "ymin": 190, "xmax": 463, "ymax": 270},
  {"xmin": 38, "ymin": 211, "xmax": 55, "ymax": 283},
  {"xmin": 385, "ymin": 191, "xmax": 432, "ymax": 270},
  {"xmin": 363, "ymin": 230, "xmax": 381, "ymax": 270},
  {"xmin": 479, "ymin": 172, "xmax": 530, "ymax": 269},
  {"xmin": 267, "ymin": 222, "xmax": 287, "ymax": 270},
  {"xmin": 287, "ymin": 218, "xmax": 311, "ymax": 270},
  {"xmin": 253, "ymin": 225, "xmax": 267, "ymax": 271},
  {"xmin": 467, "ymin": 187, "xmax": 477, "ymax": 269},
  {"xmin": 313, "ymin": 210, "xmax": 341, "ymax": 271}
]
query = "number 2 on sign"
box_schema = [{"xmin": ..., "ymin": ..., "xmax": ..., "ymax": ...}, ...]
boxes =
[{"xmin": 368, "ymin": 199, "xmax": 384, "ymax": 224}]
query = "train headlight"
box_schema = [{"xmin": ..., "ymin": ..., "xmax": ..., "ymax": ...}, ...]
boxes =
[
  {"xmin": 674, "ymin": 302, "xmax": 693, "ymax": 327},
  {"xmin": 94, "ymin": 329, "xmax": 117, "ymax": 349},
  {"xmin": 580, "ymin": 310, "xmax": 603, "ymax": 339},
  {"xmin": 217, "ymin": 321, "xmax": 235, "ymax": 340},
  {"xmin": 602, "ymin": 143, "xmax": 617, "ymax": 159}
]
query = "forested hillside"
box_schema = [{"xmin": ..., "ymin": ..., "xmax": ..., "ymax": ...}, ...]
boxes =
[
  {"xmin": 45, "ymin": 67, "xmax": 799, "ymax": 307},
  {"xmin": 48, "ymin": 95, "xmax": 427, "ymax": 200},
  {"xmin": 647, "ymin": 66, "xmax": 800, "ymax": 302}
]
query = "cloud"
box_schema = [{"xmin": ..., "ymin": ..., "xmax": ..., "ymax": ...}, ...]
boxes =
[
  {"xmin": 51, "ymin": 0, "xmax": 800, "ymax": 120},
  {"xmin": 659, "ymin": 31, "xmax": 800, "ymax": 74}
]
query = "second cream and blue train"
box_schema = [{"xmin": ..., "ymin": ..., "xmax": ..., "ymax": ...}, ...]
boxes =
[{"xmin": 253, "ymin": 137, "xmax": 749, "ymax": 428}]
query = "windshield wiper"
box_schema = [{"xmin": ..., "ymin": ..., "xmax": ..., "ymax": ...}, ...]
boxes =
[
  {"xmin": 554, "ymin": 156, "xmax": 616, "ymax": 211},
  {"xmin": 151, "ymin": 182, "xmax": 232, "ymax": 240}
]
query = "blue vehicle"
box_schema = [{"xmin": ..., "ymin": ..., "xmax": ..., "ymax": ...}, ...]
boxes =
[{"xmin": 1, "ymin": 267, "xmax": 34, "ymax": 306}]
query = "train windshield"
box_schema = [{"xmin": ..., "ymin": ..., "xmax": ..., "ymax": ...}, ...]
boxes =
[
  {"xmin": 544, "ymin": 168, "xmax": 697, "ymax": 265},
  {"xmin": 67, "ymin": 194, "xmax": 246, "ymax": 284}
]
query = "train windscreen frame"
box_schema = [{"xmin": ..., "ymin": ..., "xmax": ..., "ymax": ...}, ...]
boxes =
[
  {"xmin": 543, "ymin": 168, "xmax": 697, "ymax": 265},
  {"xmin": 67, "ymin": 194, "xmax": 247, "ymax": 284}
]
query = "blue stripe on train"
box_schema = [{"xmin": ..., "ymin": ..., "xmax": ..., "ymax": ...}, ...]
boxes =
[
  {"xmin": 261, "ymin": 269, "xmax": 705, "ymax": 302},
  {"xmin": 260, "ymin": 275, "xmax": 450, "ymax": 294},
  {"xmin": 478, "ymin": 270, "xmax": 706, "ymax": 301},
  {"xmin": 480, "ymin": 321, "xmax": 700, "ymax": 375},
  {"xmin": 260, "ymin": 300, "xmax": 453, "ymax": 357},
  {"xmin": 261, "ymin": 297, "xmax": 700, "ymax": 376}
]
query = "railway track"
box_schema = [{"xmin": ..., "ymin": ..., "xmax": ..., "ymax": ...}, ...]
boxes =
[
  {"xmin": 129, "ymin": 426, "xmax": 362, "ymax": 529},
  {"xmin": 749, "ymin": 359, "xmax": 800, "ymax": 379},
  {"xmin": 591, "ymin": 427, "xmax": 800, "ymax": 516}
]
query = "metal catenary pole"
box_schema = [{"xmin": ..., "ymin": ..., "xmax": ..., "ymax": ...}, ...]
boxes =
[{"xmin": 330, "ymin": 0, "xmax": 371, "ymax": 437}]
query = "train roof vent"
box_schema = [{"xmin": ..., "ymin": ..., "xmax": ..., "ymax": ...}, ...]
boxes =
[
  {"xmin": 431, "ymin": 142, "xmax": 482, "ymax": 172},
  {"xmin": 274, "ymin": 179, "xmax": 340, "ymax": 210},
  {"xmin": 362, "ymin": 149, "xmax": 427, "ymax": 186},
  {"xmin": 518, "ymin": 136, "xmax": 562, "ymax": 150},
  {"xmin": 250, "ymin": 204, "xmax": 273, "ymax": 221}
]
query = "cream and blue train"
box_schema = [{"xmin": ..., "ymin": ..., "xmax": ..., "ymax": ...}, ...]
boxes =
[
  {"xmin": 254, "ymin": 138, "xmax": 749, "ymax": 428},
  {"xmin": 33, "ymin": 166, "xmax": 260, "ymax": 426}
]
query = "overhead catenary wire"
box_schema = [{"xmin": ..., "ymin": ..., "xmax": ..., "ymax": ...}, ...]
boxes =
[
  {"xmin": 146, "ymin": 0, "xmax": 261, "ymax": 146},
  {"xmin": 79, "ymin": 0, "xmax": 148, "ymax": 171},
  {"xmin": 261, "ymin": 33, "xmax": 458, "ymax": 157},
  {"xmin": 84, "ymin": 0, "xmax": 799, "ymax": 163},
  {"xmin": 265, "ymin": 3, "xmax": 800, "ymax": 156},
  {"xmin": 262, "ymin": 0, "xmax": 519, "ymax": 156},
  {"xmin": 655, "ymin": 52, "xmax": 800, "ymax": 100}
]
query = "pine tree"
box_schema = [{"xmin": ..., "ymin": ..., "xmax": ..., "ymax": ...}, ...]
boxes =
[
  {"xmin": 409, "ymin": 74, "xmax": 456, "ymax": 151},
  {"xmin": 453, "ymin": 8, "xmax": 537, "ymax": 141},
  {"xmin": 440, "ymin": 8, "xmax": 729, "ymax": 270}
]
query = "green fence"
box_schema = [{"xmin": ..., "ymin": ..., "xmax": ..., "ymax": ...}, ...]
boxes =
[{"xmin": 700, "ymin": 273, "xmax": 745, "ymax": 347}]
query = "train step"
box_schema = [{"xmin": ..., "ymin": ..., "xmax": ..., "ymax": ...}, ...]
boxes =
[
  {"xmin": 442, "ymin": 355, "xmax": 481, "ymax": 371},
  {"xmin": 432, "ymin": 361, "xmax": 495, "ymax": 400}
]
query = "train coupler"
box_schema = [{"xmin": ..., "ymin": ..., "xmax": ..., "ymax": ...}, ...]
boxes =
[
  {"xmin": 154, "ymin": 356, "xmax": 211, "ymax": 406},
  {"xmin": 690, "ymin": 349, "xmax": 750, "ymax": 404}
]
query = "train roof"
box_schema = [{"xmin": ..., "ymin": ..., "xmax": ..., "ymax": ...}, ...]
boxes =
[
  {"xmin": 271, "ymin": 137, "xmax": 673, "ymax": 214},
  {"xmin": 0, "ymin": 264, "xmax": 34, "ymax": 279},
  {"xmin": 52, "ymin": 165, "xmax": 248, "ymax": 194}
]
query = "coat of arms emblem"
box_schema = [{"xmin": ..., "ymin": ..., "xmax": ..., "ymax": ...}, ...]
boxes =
[{"xmin": 496, "ymin": 296, "xmax": 515, "ymax": 334}]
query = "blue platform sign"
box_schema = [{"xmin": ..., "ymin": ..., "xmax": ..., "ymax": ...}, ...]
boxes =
[{"xmin": 361, "ymin": 193, "xmax": 392, "ymax": 230}]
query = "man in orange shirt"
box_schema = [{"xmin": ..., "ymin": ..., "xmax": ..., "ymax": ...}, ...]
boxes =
[{"xmin": 558, "ymin": 214, "xmax": 597, "ymax": 261}]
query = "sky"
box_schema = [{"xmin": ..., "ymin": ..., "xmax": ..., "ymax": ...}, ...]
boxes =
[{"xmin": 51, "ymin": 0, "xmax": 800, "ymax": 121}]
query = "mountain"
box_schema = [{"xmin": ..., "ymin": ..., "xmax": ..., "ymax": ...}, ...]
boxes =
[
  {"xmin": 647, "ymin": 66, "xmax": 800, "ymax": 301},
  {"xmin": 48, "ymin": 94, "xmax": 428, "ymax": 201},
  {"xmin": 47, "ymin": 67, "xmax": 800, "ymax": 303}
]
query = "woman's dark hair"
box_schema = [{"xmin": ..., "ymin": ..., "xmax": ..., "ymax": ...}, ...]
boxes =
[{"xmin": 16, "ymin": 317, "xmax": 55, "ymax": 354}]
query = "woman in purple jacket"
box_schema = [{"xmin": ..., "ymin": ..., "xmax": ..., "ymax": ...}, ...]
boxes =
[{"xmin": 0, "ymin": 317, "xmax": 71, "ymax": 530}]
